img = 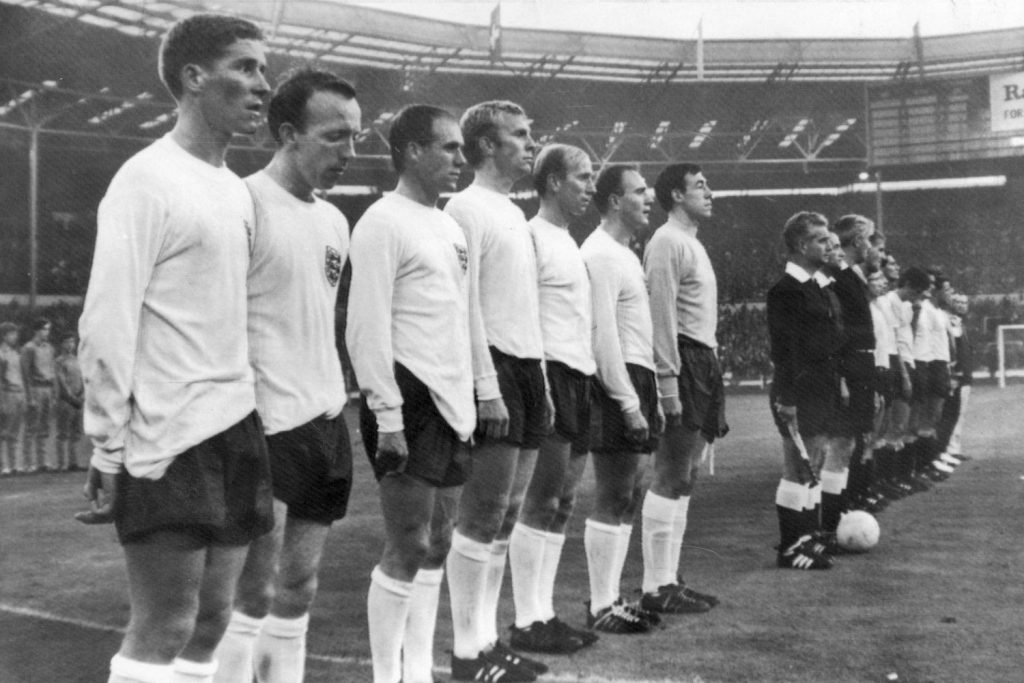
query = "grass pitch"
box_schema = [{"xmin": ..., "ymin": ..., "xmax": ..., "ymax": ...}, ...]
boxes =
[{"xmin": 2, "ymin": 386, "xmax": 1022, "ymax": 682}]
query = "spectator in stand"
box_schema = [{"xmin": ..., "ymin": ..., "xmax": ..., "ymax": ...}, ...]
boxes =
[
  {"xmin": 1, "ymin": 321, "xmax": 26, "ymax": 476},
  {"xmin": 55, "ymin": 333, "xmax": 84, "ymax": 472},
  {"xmin": 21, "ymin": 317, "xmax": 56, "ymax": 472}
]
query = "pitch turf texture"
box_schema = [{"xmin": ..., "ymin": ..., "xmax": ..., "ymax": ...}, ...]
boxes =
[{"xmin": 2, "ymin": 386, "xmax": 1023, "ymax": 683}]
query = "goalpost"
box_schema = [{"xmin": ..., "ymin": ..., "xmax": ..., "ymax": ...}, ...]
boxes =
[{"xmin": 996, "ymin": 324, "xmax": 1024, "ymax": 388}]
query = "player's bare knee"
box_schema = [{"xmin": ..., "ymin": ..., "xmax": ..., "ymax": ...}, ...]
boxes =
[{"xmin": 277, "ymin": 572, "xmax": 318, "ymax": 614}]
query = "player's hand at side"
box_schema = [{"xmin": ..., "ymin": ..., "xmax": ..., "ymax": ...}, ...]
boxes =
[
  {"xmin": 653, "ymin": 402, "xmax": 666, "ymax": 436},
  {"xmin": 74, "ymin": 465, "xmax": 118, "ymax": 525},
  {"xmin": 776, "ymin": 402, "xmax": 797, "ymax": 425},
  {"xmin": 623, "ymin": 407, "xmax": 649, "ymax": 444},
  {"xmin": 839, "ymin": 378, "xmax": 850, "ymax": 406},
  {"xmin": 477, "ymin": 397, "xmax": 509, "ymax": 439},
  {"xmin": 543, "ymin": 392, "xmax": 556, "ymax": 433},
  {"xmin": 378, "ymin": 430, "xmax": 409, "ymax": 477},
  {"xmin": 660, "ymin": 395, "xmax": 682, "ymax": 429}
]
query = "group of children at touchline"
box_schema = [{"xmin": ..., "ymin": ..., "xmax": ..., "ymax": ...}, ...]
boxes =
[{"xmin": 0, "ymin": 317, "xmax": 84, "ymax": 475}]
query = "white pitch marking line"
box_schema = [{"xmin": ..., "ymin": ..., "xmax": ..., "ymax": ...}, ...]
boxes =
[{"xmin": 0, "ymin": 603, "xmax": 699, "ymax": 683}]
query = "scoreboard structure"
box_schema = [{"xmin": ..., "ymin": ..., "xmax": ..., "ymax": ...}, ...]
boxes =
[{"xmin": 868, "ymin": 71, "xmax": 1024, "ymax": 167}]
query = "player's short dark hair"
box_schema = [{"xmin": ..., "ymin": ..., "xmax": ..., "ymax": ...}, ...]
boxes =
[
  {"xmin": 532, "ymin": 144, "xmax": 589, "ymax": 197},
  {"xmin": 782, "ymin": 211, "xmax": 829, "ymax": 254},
  {"xmin": 267, "ymin": 67, "xmax": 357, "ymax": 144},
  {"xmin": 593, "ymin": 164, "xmax": 639, "ymax": 215},
  {"xmin": 0, "ymin": 322, "xmax": 18, "ymax": 337},
  {"xmin": 653, "ymin": 163, "xmax": 703, "ymax": 212},
  {"xmin": 832, "ymin": 214, "xmax": 874, "ymax": 247},
  {"xmin": 898, "ymin": 266, "xmax": 931, "ymax": 293},
  {"xmin": 32, "ymin": 317, "xmax": 51, "ymax": 333},
  {"xmin": 389, "ymin": 104, "xmax": 456, "ymax": 174},
  {"xmin": 159, "ymin": 14, "xmax": 264, "ymax": 100},
  {"xmin": 460, "ymin": 100, "xmax": 526, "ymax": 168}
]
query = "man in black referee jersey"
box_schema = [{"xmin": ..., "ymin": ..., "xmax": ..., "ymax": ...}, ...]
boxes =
[
  {"xmin": 825, "ymin": 215, "xmax": 879, "ymax": 527},
  {"xmin": 767, "ymin": 211, "xmax": 841, "ymax": 569}
]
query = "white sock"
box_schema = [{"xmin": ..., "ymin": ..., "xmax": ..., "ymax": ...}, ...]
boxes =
[
  {"xmin": 508, "ymin": 522, "xmax": 546, "ymax": 628},
  {"xmin": 171, "ymin": 658, "xmax": 217, "ymax": 683},
  {"xmin": 109, "ymin": 654, "xmax": 173, "ymax": 683},
  {"xmin": 641, "ymin": 490, "xmax": 677, "ymax": 594},
  {"xmin": 480, "ymin": 539, "xmax": 508, "ymax": 647},
  {"xmin": 819, "ymin": 470, "xmax": 847, "ymax": 496},
  {"xmin": 584, "ymin": 519, "xmax": 621, "ymax": 614},
  {"xmin": 213, "ymin": 610, "xmax": 263, "ymax": 683},
  {"xmin": 368, "ymin": 565, "xmax": 413, "ymax": 683},
  {"xmin": 612, "ymin": 525, "xmax": 633, "ymax": 601},
  {"xmin": 255, "ymin": 613, "xmax": 309, "ymax": 683},
  {"xmin": 403, "ymin": 568, "xmax": 443, "ymax": 683},
  {"xmin": 667, "ymin": 495, "xmax": 691, "ymax": 585},
  {"xmin": 446, "ymin": 531, "xmax": 491, "ymax": 659},
  {"xmin": 538, "ymin": 532, "xmax": 565, "ymax": 622}
]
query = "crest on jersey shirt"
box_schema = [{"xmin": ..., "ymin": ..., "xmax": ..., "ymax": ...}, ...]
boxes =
[
  {"xmin": 325, "ymin": 246, "xmax": 342, "ymax": 286},
  {"xmin": 454, "ymin": 244, "xmax": 468, "ymax": 274}
]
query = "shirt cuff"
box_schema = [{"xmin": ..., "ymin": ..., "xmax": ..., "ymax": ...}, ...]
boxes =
[
  {"xmin": 375, "ymin": 406, "xmax": 405, "ymax": 434},
  {"xmin": 90, "ymin": 447, "xmax": 125, "ymax": 475},
  {"xmin": 474, "ymin": 375, "xmax": 502, "ymax": 403},
  {"xmin": 657, "ymin": 375, "xmax": 678, "ymax": 399},
  {"xmin": 616, "ymin": 394, "xmax": 641, "ymax": 414}
]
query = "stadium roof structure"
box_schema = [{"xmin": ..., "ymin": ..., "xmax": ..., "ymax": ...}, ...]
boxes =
[{"xmin": 3, "ymin": 0, "xmax": 1024, "ymax": 184}]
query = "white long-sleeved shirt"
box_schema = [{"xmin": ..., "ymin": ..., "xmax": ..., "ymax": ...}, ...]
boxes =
[
  {"xmin": 870, "ymin": 298, "xmax": 896, "ymax": 368},
  {"xmin": 445, "ymin": 183, "xmax": 543, "ymax": 399},
  {"xmin": 80, "ymin": 135, "xmax": 256, "ymax": 479},
  {"xmin": 643, "ymin": 214, "xmax": 718, "ymax": 397},
  {"xmin": 912, "ymin": 299, "xmax": 951, "ymax": 363},
  {"xmin": 581, "ymin": 227, "xmax": 655, "ymax": 413},
  {"xmin": 246, "ymin": 171, "xmax": 348, "ymax": 436},
  {"xmin": 529, "ymin": 215, "xmax": 596, "ymax": 375},
  {"xmin": 346, "ymin": 192, "xmax": 475, "ymax": 441},
  {"xmin": 880, "ymin": 290, "xmax": 914, "ymax": 365}
]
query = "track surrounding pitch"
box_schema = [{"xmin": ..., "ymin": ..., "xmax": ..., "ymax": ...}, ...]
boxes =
[{"xmin": 2, "ymin": 386, "xmax": 1022, "ymax": 683}]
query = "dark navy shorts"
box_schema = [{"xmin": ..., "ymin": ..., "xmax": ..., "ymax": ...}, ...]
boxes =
[
  {"xmin": 114, "ymin": 412, "xmax": 274, "ymax": 546},
  {"xmin": 675, "ymin": 337, "xmax": 728, "ymax": 442},
  {"xmin": 545, "ymin": 360, "xmax": 592, "ymax": 454},
  {"xmin": 480, "ymin": 346, "xmax": 547, "ymax": 450},
  {"xmin": 361, "ymin": 363, "xmax": 468, "ymax": 488},
  {"xmin": 591, "ymin": 364, "xmax": 660, "ymax": 454},
  {"xmin": 268, "ymin": 413, "xmax": 353, "ymax": 525}
]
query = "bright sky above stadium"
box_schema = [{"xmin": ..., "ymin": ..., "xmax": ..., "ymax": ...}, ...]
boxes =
[{"xmin": 345, "ymin": 0, "xmax": 1024, "ymax": 39}]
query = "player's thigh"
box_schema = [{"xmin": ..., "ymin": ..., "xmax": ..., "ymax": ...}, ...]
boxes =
[
  {"xmin": 592, "ymin": 451, "xmax": 641, "ymax": 520},
  {"xmin": 460, "ymin": 440, "xmax": 519, "ymax": 516},
  {"xmin": 235, "ymin": 498, "xmax": 287, "ymax": 612},
  {"xmin": 525, "ymin": 436, "xmax": 572, "ymax": 503},
  {"xmin": 653, "ymin": 424, "xmax": 703, "ymax": 487},
  {"xmin": 379, "ymin": 474, "xmax": 437, "ymax": 579},
  {"xmin": 425, "ymin": 486, "xmax": 460, "ymax": 568},
  {"xmin": 120, "ymin": 530, "xmax": 210, "ymax": 658}
]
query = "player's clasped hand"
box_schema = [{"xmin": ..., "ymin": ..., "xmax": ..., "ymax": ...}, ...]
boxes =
[
  {"xmin": 623, "ymin": 407, "xmax": 649, "ymax": 443},
  {"xmin": 477, "ymin": 397, "xmax": 509, "ymax": 439},
  {"xmin": 378, "ymin": 430, "xmax": 410, "ymax": 477},
  {"xmin": 74, "ymin": 465, "xmax": 117, "ymax": 525}
]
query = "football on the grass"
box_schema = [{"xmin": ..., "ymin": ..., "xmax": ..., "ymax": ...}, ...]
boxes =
[{"xmin": 837, "ymin": 510, "xmax": 880, "ymax": 551}]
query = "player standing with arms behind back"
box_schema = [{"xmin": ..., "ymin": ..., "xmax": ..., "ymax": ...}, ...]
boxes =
[
  {"xmin": 641, "ymin": 163, "xmax": 725, "ymax": 615},
  {"xmin": 214, "ymin": 68, "xmax": 360, "ymax": 683},
  {"xmin": 77, "ymin": 14, "xmax": 274, "ymax": 683}
]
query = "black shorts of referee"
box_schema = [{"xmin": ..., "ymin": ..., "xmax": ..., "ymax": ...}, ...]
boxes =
[
  {"xmin": 360, "ymin": 362, "xmax": 469, "ymax": 488},
  {"xmin": 770, "ymin": 359, "xmax": 839, "ymax": 440},
  {"xmin": 544, "ymin": 360, "xmax": 592, "ymax": 455},
  {"xmin": 829, "ymin": 350, "xmax": 876, "ymax": 437}
]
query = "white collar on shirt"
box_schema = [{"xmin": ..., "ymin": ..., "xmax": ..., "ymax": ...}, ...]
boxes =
[{"xmin": 785, "ymin": 261, "xmax": 813, "ymax": 283}]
